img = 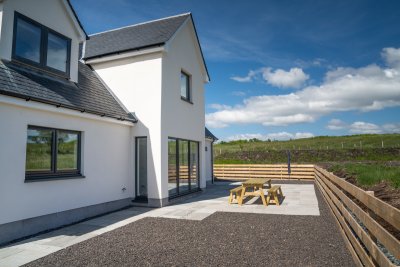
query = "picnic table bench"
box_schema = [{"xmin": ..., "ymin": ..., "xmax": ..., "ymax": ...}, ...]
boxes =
[
  {"xmin": 266, "ymin": 185, "xmax": 284, "ymax": 206},
  {"xmin": 228, "ymin": 178, "xmax": 271, "ymax": 205}
]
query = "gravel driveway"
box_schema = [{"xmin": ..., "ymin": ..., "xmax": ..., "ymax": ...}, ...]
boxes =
[{"xmin": 24, "ymin": 185, "xmax": 354, "ymax": 267}]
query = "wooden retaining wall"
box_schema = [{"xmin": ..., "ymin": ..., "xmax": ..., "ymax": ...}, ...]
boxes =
[
  {"xmin": 213, "ymin": 164, "xmax": 314, "ymax": 180},
  {"xmin": 213, "ymin": 164, "xmax": 400, "ymax": 266}
]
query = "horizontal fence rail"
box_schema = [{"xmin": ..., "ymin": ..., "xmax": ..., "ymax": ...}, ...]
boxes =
[
  {"xmin": 314, "ymin": 166, "xmax": 400, "ymax": 267},
  {"xmin": 213, "ymin": 164, "xmax": 315, "ymax": 180},
  {"xmin": 212, "ymin": 164, "xmax": 400, "ymax": 266}
]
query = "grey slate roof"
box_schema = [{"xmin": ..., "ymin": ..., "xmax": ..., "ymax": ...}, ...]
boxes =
[
  {"xmin": 84, "ymin": 14, "xmax": 190, "ymax": 59},
  {"xmin": 205, "ymin": 127, "xmax": 218, "ymax": 141},
  {"xmin": 0, "ymin": 61, "xmax": 136, "ymax": 123}
]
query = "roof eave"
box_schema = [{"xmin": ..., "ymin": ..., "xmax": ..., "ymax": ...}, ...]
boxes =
[
  {"xmin": 83, "ymin": 43, "xmax": 165, "ymax": 63},
  {"xmin": 188, "ymin": 14, "xmax": 211, "ymax": 82},
  {"xmin": 64, "ymin": 0, "xmax": 88, "ymax": 41},
  {"xmin": 0, "ymin": 90, "xmax": 137, "ymax": 124}
]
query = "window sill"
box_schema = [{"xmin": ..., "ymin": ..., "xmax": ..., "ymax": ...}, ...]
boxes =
[
  {"xmin": 180, "ymin": 96, "xmax": 193, "ymax": 104},
  {"xmin": 11, "ymin": 59, "xmax": 70, "ymax": 80},
  {"xmin": 25, "ymin": 174, "xmax": 85, "ymax": 183}
]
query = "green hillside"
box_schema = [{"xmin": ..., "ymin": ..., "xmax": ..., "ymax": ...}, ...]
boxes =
[{"xmin": 214, "ymin": 134, "xmax": 400, "ymax": 164}]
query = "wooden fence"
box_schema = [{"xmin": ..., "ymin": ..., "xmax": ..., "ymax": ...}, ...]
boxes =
[
  {"xmin": 213, "ymin": 164, "xmax": 314, "ymax": 180},
  {"xmin": 213, "ymin": 164, "xmax": 400, "ymax": 266},
  {"xmin": 315, "ymin": 166, "xmax": 400, "ymax": 267}
]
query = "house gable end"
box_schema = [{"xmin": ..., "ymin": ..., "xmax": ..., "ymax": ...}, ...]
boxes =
[{"xmin": 165, "ymin": 14, "xmax": 210, "ymax": 83}]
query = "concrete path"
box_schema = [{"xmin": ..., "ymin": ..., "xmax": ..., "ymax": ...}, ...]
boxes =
[{"xmin": 0, "ymin": 181, "xmax": 319, "ymax": 267}]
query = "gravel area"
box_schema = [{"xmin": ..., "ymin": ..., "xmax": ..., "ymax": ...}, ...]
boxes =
[{"xmin": 25, "ymin": 185, "xmax": 355, "ymax": 267}]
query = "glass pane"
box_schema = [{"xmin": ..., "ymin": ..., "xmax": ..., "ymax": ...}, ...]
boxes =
[
  {"xmin": 15, "ymin": 18, "xmax": 41, "ymax": 63},
  {"xmin": 190, "ymin": 141, "xmax": 199, "ymax": 190},
  {"xmin": 57, "ymin": 131, "xmax": 78, "ymax": 171},
  {"xmin": 47, "ymin": 33, "xmax": 68, "ymax": 72},
  {"xmin": 180, "ymin": 72, "xmax": 189, "ymax": 99},
  {"xmin": 179, "ymin": 140, "xmax": 189, "ymax": 193},
  {"xmin": 168, "ymin": 139, "xmax": 178, "ymax": 196},
  {"xmin": 136, "ymin": 138, "xmax": 147, "ymax": 197},
  {"xmin": 26, "ymin": 128, "xmax": 52, "ymax": 172}
]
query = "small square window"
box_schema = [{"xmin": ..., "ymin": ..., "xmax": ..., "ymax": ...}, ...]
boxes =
[{"xmin": 180, "ymin": 71, "xmax": 191, "ymax": 102}]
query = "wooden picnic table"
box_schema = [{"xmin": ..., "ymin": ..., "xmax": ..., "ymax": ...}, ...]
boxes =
[{"xmin": 239, "ymin": 178, "xmax": 271, "ymax": 206}]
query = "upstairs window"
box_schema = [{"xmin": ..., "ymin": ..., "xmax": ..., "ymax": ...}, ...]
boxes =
[
  {"xmin": 14, "ymin": 16, "xmax": 41, "ymax": 63},
  {"xmin": 180, "ymin": 71, "xmax": 192, "ymax": 103},
  {"xmin": 12, "ymin": 12, "xmax": 71, "ymax": 77}
]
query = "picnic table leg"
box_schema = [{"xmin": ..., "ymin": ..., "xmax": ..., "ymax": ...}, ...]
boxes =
[
  {"xmin": 259, "ymin": 186, "xmax": 267, "ymax": 206},
  {"xmin": 278, "ymin": 187, "xmax": 284, "ymax": 197},
  {"xmin": 239, "ymin": 186, "xmax": 246, "ymax": 205},
  {"xmin": 274, "ymin": 192, "xmax": 280, "ymax": 206},
  {"xmin": 228, "ymin": 192, "xmax": 233, "ymax": 204}
]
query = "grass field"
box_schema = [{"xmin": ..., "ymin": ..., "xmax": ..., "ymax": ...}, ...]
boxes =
[
  {"xmin": 214, "ymin": 134, "xmax": 400, "ymax": 189},
  {"xmin": 327, "ymin": 163, "xmax": 400, "ymax": 189},
  {"xmin": 215, "ymin": 133, "xmax": 400, "ymax": 152}
]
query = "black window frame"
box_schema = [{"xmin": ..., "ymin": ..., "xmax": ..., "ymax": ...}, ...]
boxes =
[
  {"xmin": 25, "ymin": 125, "xmax": 82, "ymax": 181},
  {"xmin": 12, "ymin": 12, "xmax": 71, "ymax": 78},
  {"xmin": 180, "ymin": 70, "xmax": 192, "ymax": 104},
  {"xmin": 168, "ymin": 137, "xmax": 200, "ymax": 198}
]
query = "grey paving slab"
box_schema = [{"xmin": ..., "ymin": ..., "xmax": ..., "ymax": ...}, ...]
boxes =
[
  {"xmin": 0, "ymin": 181, "xmax": 320, "ymax": 266},
  {"xmin": 0, "ymin": 248, "xmax": 24, "ymax": 260}
]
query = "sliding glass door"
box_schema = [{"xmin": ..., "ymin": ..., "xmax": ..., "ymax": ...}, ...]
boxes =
[{"xmin": 168, "ymin": 138, "xmax": 200, "ymax": 197}]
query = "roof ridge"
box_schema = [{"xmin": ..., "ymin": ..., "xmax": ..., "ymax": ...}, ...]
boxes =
[{"xmin": 89, "ymin": 13, "xmax": 191, "ymax": 37}]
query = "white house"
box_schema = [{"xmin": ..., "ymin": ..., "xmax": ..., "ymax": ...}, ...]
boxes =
[{"xmin": 0, "ymin": 0, "xmax": 217, "ymax": 245}]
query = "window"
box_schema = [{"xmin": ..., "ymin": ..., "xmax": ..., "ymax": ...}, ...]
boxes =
[
  {"xmin": 12, "ymin": 12, "xmax": 71, "ymax": 77},
  {"xmin": 168, "ymin": 138, "xmax": 199, "ymax": 197},
  {"xmin": 26, "ymin": 126, "xmax": 81, "ymax": 181},
  {"xmin": 180, "ymin": 71, "xmax": 191, "ymax": 102},
  {"xmin": 47, "ymin": 32, "xmax": 69, "ymax": 72}
]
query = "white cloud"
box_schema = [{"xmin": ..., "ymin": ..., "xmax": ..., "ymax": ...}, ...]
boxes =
[
  {"xmin": 349, "ymin": 122, "xmax": 381, "ymax": 134},
  {"xmin": 230, "ymin": 70, "xmax": 258, "ymax": 82},
  {"xmin": 232, "ymin": 91, "xmax": 246, "ymax": 96},
  {"xmin": 326, "ymin": 119, "xmax": 400, "ymax": 134},
  {"xmin": 230, "ymin": 67, "xmax": 309, "ymax": 88},
  {"xmin": 381, "ymin": 47, "xmax": 400, "ymax": 68},
  {"xmin": 382, "ymin": 123, "xmax": 400, "ymax": 133},
  {"xmin": 226, "ymin": 132, "xmax": 314, "ymax": 141},
  {"xmin": 262, "ymin": 67, "xmax": 309, "ymax": 88},
  {"xmin": 206, "ymin": 47, "xmax": 400, "ymax": 128},
  {"xmin": 327, "ymin": 119, "xmax": 347, "ymax": 130},
  {"xmin": 208, "ymin": 104, "xmax": 232, "ymax": 110}
]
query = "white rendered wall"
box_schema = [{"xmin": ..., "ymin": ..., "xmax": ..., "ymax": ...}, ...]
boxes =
[
  {"xmin": 0, "ymin": 98, "xmax": 133, "ymax": 225},
  {"xmin": 91, "ymin": 53, "xmax": 164, "ymax": 202},
  {"xmin": 0, "ymin": 0, "xmax": 81, "ymax": 82},
  {"xmin": 205, "ymin": 139, "xmax": 212, "ymax": 181},
  {"xmin": 161, "ymin": 21, "xmax": 207, "ymax": 195}
]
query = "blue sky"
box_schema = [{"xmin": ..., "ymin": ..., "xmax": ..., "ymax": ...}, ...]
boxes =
[{"xmin": 71, "ymin": 0, "xmax": 400, "ymax": 141}]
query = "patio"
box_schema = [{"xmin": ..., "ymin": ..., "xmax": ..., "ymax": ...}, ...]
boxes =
[{"xmin": 0, "ymin": 181, "xmax": 354, "ymax": 266}]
